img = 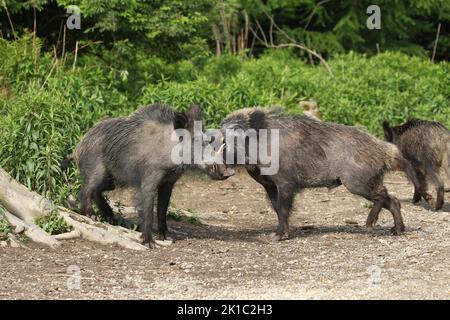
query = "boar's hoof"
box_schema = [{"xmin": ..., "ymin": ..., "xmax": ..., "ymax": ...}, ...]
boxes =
[
  {"xmin": 142, "ymin": 236, "xmax": 156, "ymax": 249},
  {"xmin": 412, "ymin": 194, "xmax": 422, "ymax": 204},
  {"xmin": 158, "ymin": 233, "xmax": 174, "ymax": 242},
  {"xmin": 432, "ymin": 201, "xmax": 443, "ymax": 211},
  {"xmin": 390, "ymin": 225, "xmax": 405, "ymax": 236},
  {"xmin": 423, "ymin": 194, "xmax": 438, "ymax": 210},
  {"xmin": 365, "ymin": 219, "xmax": 376, "ymax": 229},
  {"xmin": 146, "ymin": 240, "xmax": 156, "ymax": 249},
  {"xmin": 269, "ymin": 232, "xmax": 289, "ymax": 242}
]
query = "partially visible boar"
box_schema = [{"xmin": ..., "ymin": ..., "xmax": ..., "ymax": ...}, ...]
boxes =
[
  {"xmin": 63, "ymin": 104, "xmax": 233, "ymax": 248},
  {"xmin": 383, "ymin": 119, "xmax": 450, "ymax": 211},
  {"xmin": 220, "ymin": 108, "xmax": 420, "ymax": 240},
  {"xmin": 299, "ymin": 100, "xmax": 321, "ymax": 120}
]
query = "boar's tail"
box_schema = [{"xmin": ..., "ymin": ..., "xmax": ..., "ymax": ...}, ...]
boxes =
[{"xmin": 60, "ymin": 153, "xmax": 74, "ymax": 170}]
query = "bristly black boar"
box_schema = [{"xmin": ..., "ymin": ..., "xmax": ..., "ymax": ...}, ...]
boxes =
[
  {"xmin": 383, "ymin": 119, "xmax": 450, "ymax": 211},
  {"xmin": 220, "ymin": 108, "xmax": 421, "ymax": 239},
  {"xmin": 62, "ymin": 104, "xmax": 233, "ymax": 248}
]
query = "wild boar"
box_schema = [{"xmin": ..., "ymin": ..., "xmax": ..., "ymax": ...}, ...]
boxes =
[
  {"xmin": 383, "ymin": 119, "xmax": 450, "ymax": 211},
  {"xmin": 62, "ymin": 104, "xmax": 234, "ymax": 247},
  {"xmin": 219, "ymin": 108, "xmax": 420, "ymax": 240}
]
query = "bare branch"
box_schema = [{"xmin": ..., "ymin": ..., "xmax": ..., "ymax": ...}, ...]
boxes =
[
  {"xmin": 251, "ymin": 13, "xmax": 334, "ymax": 77},
  {"xmin": 431, "ymin": 22, "xmax": 441, "ymax": 63},
  {"xmin": 304, "ymin": 0, "xmax": 332, "ymax": 31},
  {"xmin": 254, "ymin": 19, "xmax": 269, "ymax": 45},
  {"xmin": 269, "ymin": 15, "xmax": 274, "ymax": 46}
]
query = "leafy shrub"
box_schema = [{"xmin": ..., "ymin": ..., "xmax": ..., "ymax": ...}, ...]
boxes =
[
  {"xmin": 0, "ymin": 36, "xmax": 132, "ymax": 201},
  {"xmin": 140, "ymin": 49, "xmax": 450, "ymax": 135},
  {"xmin": 0, "ymin": 219, "xmax": 12, "ymax": 241},
  {"xmin": 0, "ymin": 215, "xmax": 12, "ymax": 241},
  {"xmin": 0, "ymin": 204, "xmax": 12, "ymax": 241},
  {"xmin": 35, "ymin": 213, "xmax": 72, "ymax": 235}
]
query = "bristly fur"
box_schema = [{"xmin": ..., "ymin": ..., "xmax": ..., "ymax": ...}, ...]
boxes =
[
  {"xmin": 130, "ymin": 104, "xmax": 177, "ymax": 124},
  {"xmin": 382, "ymin": 119, "xmax": 450, "ymax": 210},
  {"xmin": 389, "ymin": 119, "xmax": 449, "ymax": 137},
  {"xmin": 222, "ymin": 107, "xmax": 405, "ymax": 173},
  {"xmin": 220, "ymin": 107, "xmax": 416, "ymax": 239}
]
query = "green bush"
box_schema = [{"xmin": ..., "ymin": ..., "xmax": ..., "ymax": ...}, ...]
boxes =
[
  {"xmin": 0, "ymin": 219, "xmax": 12, "ymax": 241},
  {"xmin": 0, "ymin": 36, "xmax": 133, "ymax": 201},
  {"xmin": 35, "ymin": 213, "xmax": 72, "ymax": 235},
  {"xmin": 140, "ymin": 50, "xmax": 450, "ymax": 135},
  {"xmin": 0, "ymin": 204, "xmax": 12, "ymax": 241},
  {"xmin": 0, "ymin": 210, "xmax": 12, "ymax": 241}
]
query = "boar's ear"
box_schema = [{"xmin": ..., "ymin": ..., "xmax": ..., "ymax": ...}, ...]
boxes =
[
  {"xmin": 249, "ymin": 110, "xmax": 267, "ymax": 131},
  {"xmin": 185, "ymin": 104, "xmax": 203, "ymax": 128},
  {"xmin": 382, "ymin": 121, "xmax": 394, "ymax": 142},
  {"xmin": 173, "ymin": 112, "xmax": 188, "ymax": 129}
]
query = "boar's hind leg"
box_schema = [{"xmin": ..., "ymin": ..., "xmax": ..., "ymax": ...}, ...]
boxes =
[
  {"xmin": 157, "ymin": 174, "xmax": 181, "ymax": 240},
  {"xmin": 345, "ymin": 181, "xmax": 405, "ymax": 235},
  {"xmin": 383, "ymin": 192, "xmax": 405, "ymax": 235},
  {"xmin": 365, "ymin": 197, "xmax": 384, "ymax": 229},
  {"xmin": 424, "ymin": 169, "xmax": 445, "ymax": 211},
  {"xmin": 91, "ymin": 173, "xmax": 115, "ymax": 222},
  {"xmin": 412, "ymin": 169, "xmax": 427, "ymax": 204},
  {"xmin": 85, "ymin": 175, "xmax": 115, "ymax": 223}
]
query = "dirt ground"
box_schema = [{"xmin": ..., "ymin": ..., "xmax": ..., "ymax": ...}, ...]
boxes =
[{"xmin": 1, "ymin": 170, "xmax": 449, "ymax": 299}]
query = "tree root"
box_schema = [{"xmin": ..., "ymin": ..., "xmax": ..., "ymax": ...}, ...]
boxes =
[
  {"xmin": 3, "ymin": 209, "xmax": 60, "ymax": 248},
  {"xmin": 57, "ymin": 207, "xmax": 147, "ymax": 251}
]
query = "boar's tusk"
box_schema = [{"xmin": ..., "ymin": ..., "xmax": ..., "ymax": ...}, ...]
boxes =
[{"xmin": 217, "ymin": 143, "xmax": 226, "ymax": 154}]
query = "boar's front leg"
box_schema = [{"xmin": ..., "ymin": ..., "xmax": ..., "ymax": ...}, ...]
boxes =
[
  {"xmin": 141, "ymin": 193, "xmax": 156, "ymax": 248},
  {"xmin": 157, "ymin": 183, "xmax": 173, "ymax": 241},
  {"xmin": 424, "ymin": 169, "xmax": 445, "ymax": 211},
  {"xmin": 345, "ymin": 178, "xmax": 405, "ymax": 235},
  {"xmin": 157, "ymin": 174, "xmax": 181, "ymax": 240},
  {"xmin": 141, "ymin": 173, "xmax": 165, "ymax": 248},
  {"xmin": 247, "ymin": 167, "xmax": 292, "ymax": 241},
  {"xmin": 273, "ymin": 186, "xmax": 295, "ymax": 241}
]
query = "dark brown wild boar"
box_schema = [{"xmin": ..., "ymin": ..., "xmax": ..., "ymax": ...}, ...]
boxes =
[
  {"xmin": 62, "ymin": 104, "xmax": 234, "ymax": 248},
  {"xmin": 219, "ymin": 108, "xmax": 420, "ymax": 240},
  {"xmin": 383, "ymin": 119, "xmax": 450, "ymax": 211}
]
